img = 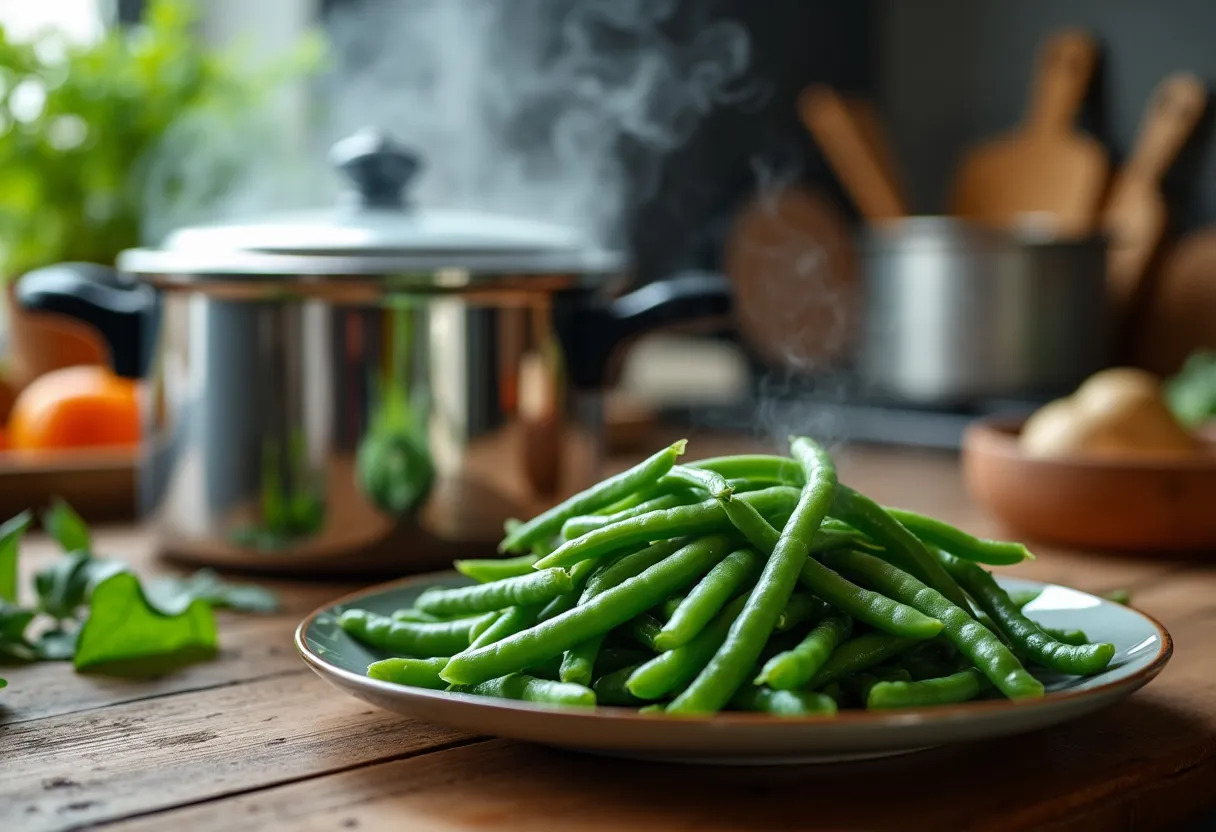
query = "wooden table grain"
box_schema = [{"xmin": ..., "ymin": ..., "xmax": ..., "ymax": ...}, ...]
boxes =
[{"xmin": 2, "ymin": 440, "xmax": 1214, "ymax": 832}]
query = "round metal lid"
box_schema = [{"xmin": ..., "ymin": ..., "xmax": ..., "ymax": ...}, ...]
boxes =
[{"xmin": 119, "ymin": 129, "xmax": 624, "ymax": 278}]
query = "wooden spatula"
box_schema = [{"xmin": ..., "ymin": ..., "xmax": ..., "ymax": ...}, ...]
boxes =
[
  {"xmin": 799, "ymin": 85, "xmax": 909, "ymax": 220},
  {"xmin": 950, "ymin": 29, "xmax": 1108, "ymax": 236},
  {"xmin": 1104, "ymin": 73, "xmax": 1207, "ymax": 333}
]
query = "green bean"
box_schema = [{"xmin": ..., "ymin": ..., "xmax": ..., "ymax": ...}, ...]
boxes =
[
  {"xmin": 415, "ymin": 568, "xmax": 573, "ymax": 617},
  {"xmin": 715, "ymin": 492, "xmax": 942, "ymax": 640},
  {"xmin": 774, "ymin": 591, "xmax": 832, "ymax": 631},
  {"xmin": 755, "ymin": 615, "xmax": 852, "ymax": 690},
  {"xmin": 450, "ymin": 673, "xmax": 596, "ymax": 707},
  {"xmin": 668, "ymin": 437, "xmax": 838, "ymax": 715},
  {"xmin": 339, "ymin": 609, "xmax": 494, "ymax": 657},
  {"xmin": 819, "ymin": 680, "xmax": 844, "ymax": 705},
  {"xmin": 390, "ymin": 608, "xmax": 441, "ymax": 624},
  {"xmin": 441, "ymin": 535, "xmax": 735, "ymax": 685},
  {"xmin": 454, "ymin": 553, "xmax": 541, "ymax": 583},
  {"xmin": 580, "ymin": 539, "xmax": 688, "ymax": 601},
  {"xmin": 659, "ymin": 594, "xmax": 686, "ymax": 620},
  {"xmin": 731, "ymin": 686, "xmax": 837, "ymax": 717},
  {"xmin": 831, "ymin": 487, "xmax": 973, "ymax": 612},
  {"xmin": 1008, "ymin": 589, "xmax": 1042, "ymax": 609},
  {"xmin": 844, "ymin": 668, "xmax": 913, "ymax": 703},
  {"xmin": 366, "ymin": 656, "xmax": 449, "ymax": 689},
  {"xmin": 1044, "ymin": 627, "xmax": 1089, "ymax": 646},
  {"xmin": 689, "ymin": 454, "xmax": 804, "ymax": 485},
  {"xmin": 884, "ymin": 508, "xmax": 1033, "ymax": 566},
  {"xmin": 867, "ymin": 668, "xmax": 988, "ymax": 709},
  {"xmin": 627, "ymin": 594, "xmax": 748, "ymax": 700},
  {"xmin": 561, "ymin": 492, "xmax": 694, "ymax": 540},
  {"xmin": 656, "ymin": 548, "xmax": 761, "ymax": 650},
  {"xmin": 500, "ymin": 440, "xmax": 686, "ymax": 553},
  {"xmin": 525, "ymin": 655, "xmax": 563, "ymax": 680},
  {"xmin": 537, "ymin": 560, "xmax": 597, "ymax": 621},
  {"xmin": 809, "ymin": 632, "xmax": 921, "ymax": 687},
  {"xmin": 823, "ymin": 550, "xmax": 1043, "ymax": 699},
  {"xmin": 593, "ymin": 664, "xmax": 646, "ymax": 706},
  {"xmin": 664, "ymin": 464, "xmax": 734, "ymax": 500},
  {"xmin": 939, "ymin": 553, "xmax": 1114, "ymax": 676},
  {"xmin": 469, "ymin": 611, "xmax": 500, "ymax": 641},
  {"xmin": 534, "ymin": 487, "xmax": 800, "ymax": 571},
  {"xmin": 895, "ymin": 645, "xmax": 962, "ymax": 681},
  {"xmin": 629, "ymin": 614, "xmax": 664, "ymax": 651},
  {"xmin": 559, "ymin": 635, "xmax": 605, "ymax": 686},
  {"xmin": 468, "ymin": 605, "xmax": 539, "ymax": 651}
]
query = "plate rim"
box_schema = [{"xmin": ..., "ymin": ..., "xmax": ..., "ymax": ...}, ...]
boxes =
[{"xmin": 295, "ymin": 570, "xmax": 1173, "ymax": 728}]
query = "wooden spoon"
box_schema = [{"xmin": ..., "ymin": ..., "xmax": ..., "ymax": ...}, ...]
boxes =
[
  {"xmin": 950, "ymin": 29, "xmax": 1108, "ymax": 236},
  {"xmin": 799, "ymin": 85, "xmax": 909, "ymax": 220},
  {"xmin": 1104, "ymin": 73, "xmax": 1207, "ymax": 340}
]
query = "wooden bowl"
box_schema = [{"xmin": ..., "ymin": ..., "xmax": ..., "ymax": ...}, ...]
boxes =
[{"xmin": 963, "ymin": 416, "xmax": 1216, "ymax": 552}]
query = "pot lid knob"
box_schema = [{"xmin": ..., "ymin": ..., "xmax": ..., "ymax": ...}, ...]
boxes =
[{"xmin": 329, "ymin": 128, "xmax": 421, "ymax": 210}]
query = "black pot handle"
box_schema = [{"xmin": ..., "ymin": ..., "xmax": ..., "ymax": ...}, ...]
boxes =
[
  {"xmin": 559, "ymin": 271, "xmax": 733, "ymax": 389},
  {"xmin": 16, "ymin": 263, "xmax": 157, "ymax": 379}
]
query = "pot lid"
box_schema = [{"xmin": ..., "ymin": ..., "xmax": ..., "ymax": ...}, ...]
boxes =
[{"xmin": 119, "ymin": 129, "xmax": 623, "ymax": 279}]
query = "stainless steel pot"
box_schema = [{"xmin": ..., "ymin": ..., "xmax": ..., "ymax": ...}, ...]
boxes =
[
  {"xmin": 16, "ymin": 131, "xmax": 729, "ymax": 575},
  {"xmin": 859, "ymin": 217, "xmax": 1109, "ymax": 405}
]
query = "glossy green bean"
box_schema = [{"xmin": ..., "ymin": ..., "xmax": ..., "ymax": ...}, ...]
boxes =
[
  {"xmin": 537, "ymin": 560, "xmax": 597, "ymax": 622},
  {"xmin": 755, "ymin": 615, "xmax": 852, "ymax": 690},
  {"xmin": 939, "ymin": 553, "xmax": 1114, "ymax": 675},
  {"xmin": 659, "ymin": 594, "xmax": 685, "ymax": 620},
  {"xmin": 500, "ymin": 440, "xmax": 686, "ymax": 553},
  {"xmin": 664, "ymin": 465, "xmax": 734, "ymax": 500},
  {"xmin": 366, "ymin": 656, "xmax": 450, "ymax": 689},
  {"xmin": 774, "ymin": 591, "xmax": 832, "ymax": 631},
  {"xmin": 626, "ymin": 594, "xmax": 748, "ymax": 700},
  {"xmin": 580, "ymin": 539, "xmax": 688, "ymax": 602},
  {"xmin": 415, "ymin": 568, "xmax": 573, "ymax": 617},
  {"xmin": 831, "ymin": 487, "xmax": 973, "ymax": 612},
  {"xmin": 809, "ymin": 632, "xmax": 920, "ymax": 687},
  {"xmin": 884, "ymin": 508, "xmax": 1033, "ymax": 566},
  {"xmin": 823, "ymin": 550, "xmax": 1043, "ymax": 699},
  {"xmin": 731, "ymin": 687, "xmax": 837, "ymax": 717},
  {"xmin": 1044, "ymin": 627, "xmax": 1089, "ymax": 646},
  {"xmin": 655, "ymin": 548, "xmax": 761, "ymax": 650},
  {"xmin": 593, "ymin": 664, "xmax": 646, "ymax": 706},
  {"xmin": 629, "ymin": 614, "xmax": 664, "ymax": 651},
  {"xmin": 466, "ymin": 605, "xmax": 540, "ymax": 651},
  {"xmin": 339, "ymin": 609, "xmax": 493, "ymax": 657},
  {"xmin": 844, "ymin": 668, "xmax": 913, "ymax": 703},
  {"xmin": 390, "ymin": 608, "xmax": 441, "ymax": 624},
  {"xmin": 561, "ymin": 492, "xmax": 694, "ymax": 540},
  {"xmin": 715, "ymin": 493, "xmax": 942, "ymax": 640},
  {"xmin": 867, "ymin": 668, "xmax": 988, "ymax": 709},
  {"xmin": 688, "ymin": 454, "xmax": 804, "ymax": 484},
  {"xmin": 450, "ymin": 673, "xmax": 596, "ymax": 707},
  {"xmin": 1008, "ymin": 589, "xmax": 1042, "ymax": 609},
  {"xmin": 668, "ymin": 437, "xmax": 838, "ymax": 715},
  {"xmin": 534, "ymin": 487, "xmax": 800, "ymax": 571},
  {"xmin": 441, "ymin": 535, "xmax": 735, "ymax": 685},
  {"xmin": 454, "ymin": 553, "xmax": 541, "ymax": 583},
  {"xmin": 559, "ymin": 635, "xmax": 605, "ymax": 686}
]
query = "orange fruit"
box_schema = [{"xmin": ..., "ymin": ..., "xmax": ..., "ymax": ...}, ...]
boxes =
[{"xmin": 9, "ymin": 366, "xmax": 140, "ymax": 450}]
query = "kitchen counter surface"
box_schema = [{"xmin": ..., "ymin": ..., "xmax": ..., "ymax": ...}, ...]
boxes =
[{"xmin": 1, "ymin": 438, "xmax": 1213, "ymax": 831}]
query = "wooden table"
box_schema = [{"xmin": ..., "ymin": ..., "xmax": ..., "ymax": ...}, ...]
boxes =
[{"xmin": 2, "ymin": 440, "xmax": 1214, "ymax": 831}]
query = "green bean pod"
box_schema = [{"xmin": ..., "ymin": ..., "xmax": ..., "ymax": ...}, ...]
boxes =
[
  {"xmin": 467, "ymin": 605, "xmax": 540, "ymax": 651},
  {"xmin": 884, "ymin": 508, "xmax": 1033, "ymax": 566},
  {"xmin": 339, "ymin": 609, "xmax": 493, "ymax": 657},
  {"xmin": 731, "ymin": 686, "xmax": 837, "ymax": 717},
  {"xmin": 668, "ymin": 437, "xmax": 838, "ymax": 715},
  {"xmin": 629, "ymin": 614, "xmax": 664, "ymax": 651},
  {"xmin": 627, "ymin": 594, "xmax": 748, "ymax": 700},
  {"xmin": 843, "ymin": 668, "xmax": 913, "ymax": 703},
  {"xmin": 559, "ymin": 635, "xmax": 605, "ymax": 686},
  {"xmin": 823, "ymin": 550, "xmax": 1044, "ymax": 699},
  {"xmin": 830, "ymin": 487, "xmax": 973, "ymax": 613},
  {"xmin": 655, "ymin": 548, "xmax": 762, "ymax": 650},
  {"xmin": 664, "ymin": 464, "xmax": 734, "ymax": 500},
  {"xmin": 441, "ymin": 535, "xmax": 735, "ymax": 685},
  {"xmin": 939, "ymin": 553, "xmax": 1115, "ymax": 675},
  {"xmin": 390, "ymin": 608, "xmax": 441, "ymax": 624},
  {"xmin": 755, "ymin": 615, "xmax": 852, "ymax": 690},
  {"xmin": 454, "ymin": 553, "xmax": 541, "ymax": 583},
  {"xmin": 534, "ymin": 486, "xmax": 801, "ymax": 571},
  {"xmin": 1044, "ymin": 627, "xmax": 1089, "ymax": 646},
  {"xmin": 366, "ymin": 656, "xmax": 450, "ymax": 689},
  {"xmin": 774, "ymin": 591, "xmax": 832, "ymax": 632},
  {"xmin": 593, "ymin": 664, "xmax": 646, "ymax": 706},
  {"xmin": 415, "ymin": 568, "xmax": 573, "ymax": 617},
  {"xmin": 867, "ymin": 668, "xmax": 988, "ymax": 709},
  {"xmin": 537, "ymin": 559, "xmax": 598, "ymax": 622},
  {"xmin": 500, "ymin": 440, "xmax": 686, "ymax": 553},
  {"xmin": 450, "ymin": 673, "xmax": 596, "ymax": 707},
  {"xmin": 689, "ymin": 454, "xmax": 804, "ymax": 485},
  {"xmin": 808, "ymin": 632, "xmax": 921, "ymax": 687},
  {"xmin": 580, "ymin": 539, "xmax": 688, "ymax": 601},
  {"xmin": 561, "ymin": 492, "xmax": 694, "ymax": 540}
]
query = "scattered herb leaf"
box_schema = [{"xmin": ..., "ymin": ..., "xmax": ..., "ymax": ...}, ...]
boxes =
[
  {"xmin": 34, "ymin": 627, "xmax": 79, "ymax": 661},
  {"xmin": 0, "ymin": 510, "xmax": 31, "ymax": 602},
  {"xmin": 74, "ymin": 572, "xmax": 218, "ymax": 676},
  {"xmin": 147, "ymin": 568, "xmax": 280, "ymax": 615},
  {"xmin": 34, "ymin": 552, "xmax": 125, "ymax": 621},
  {"xmin": 42, "ymin": 498, "xmax": 92, "ymax": 554},
  {"xmin": 0, "ymin": 600, "xmax": 36, "ymax": 662}
]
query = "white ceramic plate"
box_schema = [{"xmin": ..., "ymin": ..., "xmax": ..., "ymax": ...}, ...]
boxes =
[{"xmin": 296, "ymin": 572, "xmax": 1171, "ymax": 764}]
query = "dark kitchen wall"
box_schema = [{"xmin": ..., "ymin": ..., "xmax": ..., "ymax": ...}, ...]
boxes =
[{"xmin": 877, "ymin": 0, "xmax": 1216, "ymax": 230}]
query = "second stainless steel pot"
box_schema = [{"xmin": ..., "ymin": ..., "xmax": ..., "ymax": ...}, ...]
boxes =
[{"xmin": 859, "ymin": 217, "xmax": 1109, "ymax": 405}]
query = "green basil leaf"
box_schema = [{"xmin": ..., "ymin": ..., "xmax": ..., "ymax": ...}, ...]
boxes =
[
  {"xmin": 74, "ymin": 572, "xmax": 218, "ymax": 676},
  {"xmin": 0, "ymin": 600, "xmax": 37, "ymax": 662},
  {"xmin": 146, "ymin": 568, "xmax": 279, "ymax": 615},
  {"xmin": 35, "ymin": 553, "xmax": 124, "ymax": 621},
  {"xmin": 42, "ymin": 498, "xmax": 91, "ymax": 554},
  {"xmin": 0, "ymin": 510, "xmax": 32, "ymax": 602},
  {"xmin": 0, "ymin": 677, "xmax": 7, "ymax": 689}
]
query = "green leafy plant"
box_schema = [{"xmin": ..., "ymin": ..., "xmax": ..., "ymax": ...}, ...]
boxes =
[{"xmin": 0, "ymin": 0, "xmax": 324, "ymax": 277}]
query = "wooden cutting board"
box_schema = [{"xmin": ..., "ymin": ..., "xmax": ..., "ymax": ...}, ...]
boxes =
[
  {"xmin": 724, "ymin": 186, "xmax": 858, "ymax": 368},
  {"xmin": 1132, "ymin": 226, "xmax": 1216, "ymax": 374},
  {"xmin": 1104, "ymin": 73, "xmax": 1207, "ymax": 339},
  {"xmin": 951, "ymin": 29, "xmax": 1108, "ymax": 236},
  {"xmin": 799, "ymin": 85, "xmax": 909, "ymax": 220}
]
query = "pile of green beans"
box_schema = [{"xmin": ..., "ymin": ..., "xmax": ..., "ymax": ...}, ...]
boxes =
[{"xmin": 339, "ymin": 439, "xmax": 1116, "ymax": 716}]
